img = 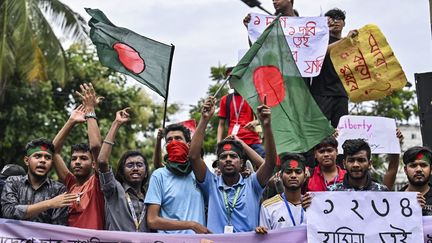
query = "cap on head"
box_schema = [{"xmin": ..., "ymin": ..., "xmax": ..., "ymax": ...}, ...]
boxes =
[
  {"xmin": 403, "ymin": 146, "xmax": 432, "ymax": 165},
  {"xmin": 0, "ymin": 164, "xmax": 26, "ymax": 179}
]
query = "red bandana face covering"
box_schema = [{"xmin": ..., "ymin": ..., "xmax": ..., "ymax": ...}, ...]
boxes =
[{"xmin": 166, "ymin": 140, "xmax": 189, "ymax": 164}]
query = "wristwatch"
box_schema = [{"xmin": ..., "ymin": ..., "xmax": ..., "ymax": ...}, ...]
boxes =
[{"xmin": 85, "ymin": 111, "xmax": 97, "ymax": 120}]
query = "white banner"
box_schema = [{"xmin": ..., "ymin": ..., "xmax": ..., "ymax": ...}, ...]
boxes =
[
  {"xmin": 336, "ymin": 115, "xmax": 400, "ymax": 154},
  {"xmin": 307, "ymin": 191, "xmax": 423, "ymax": 242},
  {"xmin": 247, "ymin": 13, "xmax": 329, "ymax": 77}
]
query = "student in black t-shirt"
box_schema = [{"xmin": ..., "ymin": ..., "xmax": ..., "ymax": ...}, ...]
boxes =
[{"xmin": 309, "ymin": 8, "xmax": 358, "ymax": 128}]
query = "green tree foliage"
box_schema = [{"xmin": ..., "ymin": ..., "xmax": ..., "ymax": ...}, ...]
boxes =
[
  {"xmin": 0, "ymin": 44, "xmax": 178, "ymax": 172},
  {"xmin": 350, "ymin": 89, "xmax": 418, "ymax": 123},
  {"xmin": 0, "ymin": 0, "xmax": 88, "ymax": 103},
  {"xmin": 189, "ymin": 64, "xmax": 230, "ymax": 154}
]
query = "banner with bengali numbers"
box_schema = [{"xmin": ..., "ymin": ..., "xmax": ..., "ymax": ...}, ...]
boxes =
[
  {"xmin": 330, "ymin": 24, "xmax": 407, "ymax": 102},
  {"xmin": 307, "ymin": 192, "xmax": 423, "ymax": 242},
  {"xmin": 2, "ymin": 215, "xmax": 432, "ymax": 242},
  {"xmin": 247, "ymin": 13, "xmax": 329, "ymax": 78}
]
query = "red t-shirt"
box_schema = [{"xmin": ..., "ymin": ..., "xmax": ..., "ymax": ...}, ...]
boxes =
[
  {"xmin": 219, "ymin": 93, "xmax": 261, "ymax": 145},
  {"xmin": 65, "ymin": 172, "xmax": 105, "ymax": 229},
  {"xmin": 307, "ymin": 166, "xmax": 346, "ymax": 192}
]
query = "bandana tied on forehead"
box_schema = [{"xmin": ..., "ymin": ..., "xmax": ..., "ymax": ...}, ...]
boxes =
[
  {"xmin": 416, "ymin": 152, "xmax": 431, "ymax": 164},
  {"xmin": 26, "ymin": 145, "xmax": 52, "ymax": 157},
  {"xmin": 216, "ymin": 141, "xmax": 243, "ymax": 159},
  {"xmin": 165, "ymin": 140, "xmax": 192, "ymax": 175},
  {"xmin": 403, "ymin": 146, "xmax": 432, "ymax": 165},
  {"xmin": 279, "ymin": 153, "xmax": 306, "ymax": 172}
]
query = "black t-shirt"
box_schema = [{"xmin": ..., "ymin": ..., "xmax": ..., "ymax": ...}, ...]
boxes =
[{"xmin": 309, "ymin": 36, "xmax": 347, "ymax": 97}]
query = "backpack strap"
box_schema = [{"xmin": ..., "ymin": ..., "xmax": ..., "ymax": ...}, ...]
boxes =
[{"xmin": 225, "ymin": 93, "xmax": 234, "ymax": 127}]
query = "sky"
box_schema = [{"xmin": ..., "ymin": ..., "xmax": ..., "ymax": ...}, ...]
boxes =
[{"xmin": 61, "ymin": 0, "xmax": 432, "ymax": 122}]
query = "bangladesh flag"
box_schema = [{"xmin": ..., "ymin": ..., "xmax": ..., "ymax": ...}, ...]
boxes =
[
  {"xmin": 229, "ymin": 17, "xmax": 334, "ymax": 153},
  {"xmin": 86, "ymin": 8, "xmax": 174, "ymax": 98}
]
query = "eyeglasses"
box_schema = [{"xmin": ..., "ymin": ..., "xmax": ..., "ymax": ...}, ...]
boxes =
[{"xmin": 124, "ymin": 162, "xmax": 145, "ymax": 169}]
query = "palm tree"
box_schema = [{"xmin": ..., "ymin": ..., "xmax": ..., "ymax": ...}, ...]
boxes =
[{"xmin": 0, "ymin": 0, "xmax": 87, "ymax": 103}]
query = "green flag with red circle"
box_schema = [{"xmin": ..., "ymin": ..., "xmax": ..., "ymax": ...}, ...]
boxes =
[
  {"xmin": 86, "ymin": 8, "xmax": 174, "ymax": 98},
  {"xmin": 229, "ymin": 17, "xmax": 334, "ymax": 153}
]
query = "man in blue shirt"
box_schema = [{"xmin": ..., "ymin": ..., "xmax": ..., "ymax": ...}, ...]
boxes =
[
  {"xmin": 145, "ymin": 123, "xmax": 208, "ymax": 234},
  {"xmin": 189, "ymin": 97, "xmax": 277, "ymax": 233}
]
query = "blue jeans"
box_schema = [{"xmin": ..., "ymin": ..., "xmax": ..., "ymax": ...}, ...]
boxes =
[{"xmin": 249, "ymin": 143, "xmax": 265, "ymax": 158}]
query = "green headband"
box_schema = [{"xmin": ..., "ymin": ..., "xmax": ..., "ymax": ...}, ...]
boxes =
[
  {"xmin": 26, "ymin": 145, "xmax": 52, "ymax": 157},
  {"xmin": 416, "ymin": 152, "xmax": 431, "ymax": 164}
]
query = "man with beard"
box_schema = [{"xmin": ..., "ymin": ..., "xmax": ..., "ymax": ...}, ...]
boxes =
[
  {"xmin": 1, "ymin": 139, "xmax": 77, "ymax": 224},
  {"xmin": 255, "ymin": 153, "xmax": 307, "ymax": 234},
  {"xmin": 189, "ymin": 97, "xmax": 277, "ymax": 233},
  {"xmin": 400, "ymin": 146, "xmax": 432, "ymax": 215},
  {"xmin": 52, "ymin": 83, "xmax": 105, "ymax": 229},
  {"xmin": 327, "ymin": 139, "xmax": 388, "ymax": 191},
  {"xmin": 145, "ymin": 123, "xmax": 208, "ymax": 234},
  {"xmin": 97, "ymin": 108, "xmax": 149, "ymax": 232}
]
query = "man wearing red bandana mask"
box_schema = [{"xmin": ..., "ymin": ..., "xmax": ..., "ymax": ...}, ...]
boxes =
[
  {"xmin": 401, "ymin": 146, "xmax": 432, "ymax": 215},
  {"xmin": 190, "ymin": 96, "xmax": 277, "ymax": 233},
  {"xmin": 146, "ymin": 123, "xmax": 209, "ymax": 234}
]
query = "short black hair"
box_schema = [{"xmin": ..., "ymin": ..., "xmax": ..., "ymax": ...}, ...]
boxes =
[
  {"xmin": 342, "ymin": 139, "xmax": 371, "ymax": 160},
  {"xmin": 325, "ymin": 8, "xmax": 346, "ymax": 21},
  {"xmin": 403, "ymin": 146, "xmax": 432, "ymax": 165},
  {"xmin": 25, "ymin": 138, "xmax": 54, "ymax": 155},
  {"xmin": 314, "ymin": 136, "xmax": 338, "ymax": 151},
  {"xmin": 71, "ymin": 143, "xmax": 91, "ymax": 156},
  {"xmin": 115, "ymin": 150, "xmax": 148, "ymax": 194},
  {"xmin": 164, "ymin": 123, "xmax": 191, "ymax": 143}
]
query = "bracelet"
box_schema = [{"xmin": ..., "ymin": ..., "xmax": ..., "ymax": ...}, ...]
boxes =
[
  {"xmin": 103, "ymin": 140, "xmax": 115, "ymax": 146},
  {"xmin": 85, "ymin": 111, "xmax": 98, "ymax": 120}
]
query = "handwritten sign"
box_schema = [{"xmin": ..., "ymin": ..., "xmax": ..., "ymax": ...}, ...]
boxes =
[
  {"xmin": 336, "ymin": 115, "xmax": 400, "ymax": 154},
  {"xmin": 307, "ymin": 192, "xmax": 423, "ymax": 243},
  {"xmin": 330, "ymin": 24, "xmax": 407, "ymax": 102},
  {"xmin": 247, "ymin": 13, "xmax": 329, "ymax": 77}
]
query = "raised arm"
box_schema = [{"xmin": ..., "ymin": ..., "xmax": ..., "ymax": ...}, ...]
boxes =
[
  {"xmin": 189, "ymin": 97, "xmax": 217, "ymax": 182},
  {"xmin": 152, "ymin": 128, "xmax": 164, "ymax": 169},
  {"xmin": 52, "ymin": 105, "xmax": 86, "ymax": 182},
  {"xmin": 216, "ymin": 118, "xmax": 226, "ymax": 144},
  {"xmin": 255, "ymin": 101, "xmax": 277, "ymax": 187},
  {"xmin": 383, "ymin": 129, "xmax": 404, "ymax": 190},
  {"xmin": 76, "ymin": 83, "xmax": 103, "ymax": 164},
  {"xmin": 230, "ymin": 135, "xmax": 264, "ymax": 169},
  {"xmin": 97, "ymin": 108, "xmax": 130, "ymax": 173}
]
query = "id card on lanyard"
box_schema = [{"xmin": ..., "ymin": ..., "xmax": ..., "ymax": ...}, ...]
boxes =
[
  {"xmin": 231, "ymin": 96, "xmax": 244, "ymax": 136},
  {"xmin": 125, "ymin": 193, "xmax": 146, "ymax": 231},
  {"xmin": 222, "ymin": 187, "xmax": 241, "ymax": 233}
]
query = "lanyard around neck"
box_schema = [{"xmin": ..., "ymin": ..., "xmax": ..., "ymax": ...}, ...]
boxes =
[
  {"xmin": 125, "ymin": 192, "xmax": 146, "ymax": 231},
  {"xmin": 232, "ymin": 95, "xmax": 245, "ymax": 124},
  {"xmin": 222, "ymin": 186, "xmax": 241, "ymax": 225},
  {"xmin": 281, "ymin": 193, "xmax": 304, "ymax": 226}
]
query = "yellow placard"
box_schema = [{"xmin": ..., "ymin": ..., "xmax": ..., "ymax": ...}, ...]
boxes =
[{"xmin": 330, "ymin": 24, "xmax": 407, "ymax": 103}]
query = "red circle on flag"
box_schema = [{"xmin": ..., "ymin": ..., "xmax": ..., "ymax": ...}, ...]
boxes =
[
  {"xmin": 253, "ymin": 65, "xmax": 285, "ymax": 107},
  {"xmin": 290, "ymin": 160, "xmax": 299, "ymax": 168},
  {"xmin": 113, "ymin": 43, "xmax": 145, "ymax": 74}
]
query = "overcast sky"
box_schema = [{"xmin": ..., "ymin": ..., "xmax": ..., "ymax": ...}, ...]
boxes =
[{"xmin": 62, "ymin": 0, "xmax": 432, "ymax": 122}]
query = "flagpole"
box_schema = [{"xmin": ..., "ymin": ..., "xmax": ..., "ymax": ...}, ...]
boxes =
[
  {"xmin": 162, "ymin": 44, "xmax": 175, "ymax": 128},
  {"xmin": 213, "ymin": 76, "xmax": 230, "ymax": 97}
]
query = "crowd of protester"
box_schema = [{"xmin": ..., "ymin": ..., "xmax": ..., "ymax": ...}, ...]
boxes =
[{"xmin": 1, "ymin": 0, "xmax": 431, "ymax": 236}]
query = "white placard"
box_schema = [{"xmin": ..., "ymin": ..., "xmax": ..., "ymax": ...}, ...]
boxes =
[
  {"xmin": 336, "ymin": 115, "xmax": 400, "ymax": 154},
  {"xmin": 306, "ymin": 192, "xmax": 423, "ymax": 243},
  {"xmin": 247, "ymin": 13, "xmax": 329, "ymax": 78}
]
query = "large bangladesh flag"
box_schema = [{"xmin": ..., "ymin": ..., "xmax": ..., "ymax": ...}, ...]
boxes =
[
  {"xmin": 230, "ymin": 17, "xmax": 334, "ymax": 153},
  {"xmin": 86, "ymin": 8, "xmax": 174, "ymax": 98}
]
